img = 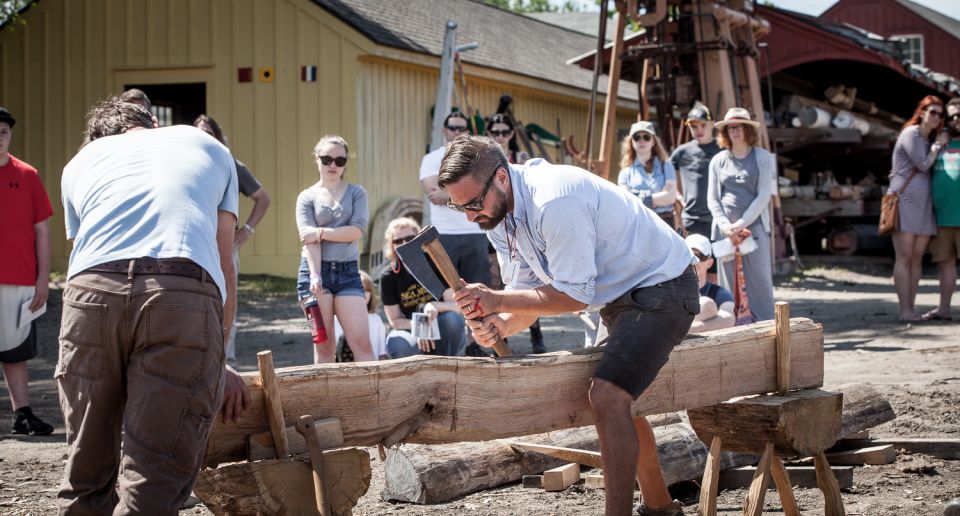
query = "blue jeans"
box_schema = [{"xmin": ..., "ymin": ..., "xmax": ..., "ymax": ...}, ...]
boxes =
[
  {"xmin": 296, "ymin": 257, "xmax": 364, "ymax": 299},
  {"xmin": 387, "ymin": 311, "xmax": 467, "ymax": 358}
]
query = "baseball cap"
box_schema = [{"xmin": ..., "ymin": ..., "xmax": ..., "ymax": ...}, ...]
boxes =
[
  {"xmin": 685, "ymin": 233, "xmax": 712, "ymax": 258},
  {"xmin": 629, "ymin": 121, "xmax": 656, "ymax": 137},
  {"xmin": 0, "ymin": 107, "xmax": 15, "ymax": 128},
  {"xmin": 686, "ymin": 101, "xmax": 712, "ymax": 122}
]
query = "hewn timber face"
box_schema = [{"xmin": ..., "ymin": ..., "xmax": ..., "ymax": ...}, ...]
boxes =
[{"xmin": 204, "ymin": 319, "xmax": 823, "ymax": 466}]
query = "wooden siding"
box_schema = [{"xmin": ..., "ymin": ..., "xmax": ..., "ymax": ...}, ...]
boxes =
[{"xmin": 1, "ymin": 0, "xmax": 637, "ymax": 277}]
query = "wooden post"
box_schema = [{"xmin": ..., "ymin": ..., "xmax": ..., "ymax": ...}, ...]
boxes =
[
  {"xmin": 775, "ymin": 302, "xmax": 791, "ymax": 395},
  {"xmin": 743, "ymin": 442, "xmax": 774, "ymax": 516},
  {"xmin": 814, "ymin": 452, "xmax": 846, "ymax": 516},
  {"xmin": 257, "ymin": 351, "xmax": 289, "ymax": 458},
  {"xmin": 770, "ymin": 455, "xmax": 801, "ymax": 516},
  {"xmin": 596, "ymin": 3, "xmax": 627, "ymax": 180},
  {"xmin": 296, "ymin": 415, "xmax": 332, "ymax": 516},
  {"xmin": 698, "ymin": 436, "xmax": 722, "ymax": 516}
]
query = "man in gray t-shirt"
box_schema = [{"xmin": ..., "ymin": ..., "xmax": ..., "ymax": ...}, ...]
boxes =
[
  {"xmin": 58, "ymin": 98, "xmax": 250, "ymax": 514},
  {"xmin": 670, "ymin": 101, "xmax": 720, "ymax": 239}
]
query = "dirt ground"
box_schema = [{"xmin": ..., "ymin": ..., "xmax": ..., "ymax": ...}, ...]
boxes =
[{"xmin": 2, "ymin": 257, "xmax": 958, "ymax": 515}]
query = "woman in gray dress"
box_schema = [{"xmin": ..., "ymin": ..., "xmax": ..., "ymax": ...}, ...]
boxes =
[
  {"xmin": 296, "ymin": 135, "xmax": 373, "ymax": 363},
  {"xmin": 890, "ymin": 96, "xmax": 947, "ymax": 322},
  {"xmin": 707, "ymin": 108, "xmax": 776, "ymax": 321}
]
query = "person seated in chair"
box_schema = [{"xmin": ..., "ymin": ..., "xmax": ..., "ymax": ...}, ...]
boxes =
[{"xmin": 686, "ymin": 234, "xmax": 735, "ymax": 333}]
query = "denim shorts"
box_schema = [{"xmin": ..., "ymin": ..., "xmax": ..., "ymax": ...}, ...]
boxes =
[
  {"xmin": 594, "ymin": 265, "xmax": 699, "ymax": 398},
  {"xmin": 297, "ymin": 257, "xmax": 364, "ymax": 299}
]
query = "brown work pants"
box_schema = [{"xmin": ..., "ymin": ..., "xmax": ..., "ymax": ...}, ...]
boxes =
[{"xmin": 56, "ymin": 269, "xmax": 225, "ymax": 515}]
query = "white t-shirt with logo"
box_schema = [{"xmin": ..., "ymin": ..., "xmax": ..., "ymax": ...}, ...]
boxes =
[{"xmin": 419, "ymin": 146, "xmax": 485, "ymax": 235}]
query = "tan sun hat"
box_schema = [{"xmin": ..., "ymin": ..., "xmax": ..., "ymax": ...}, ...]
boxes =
[{"xmin": 714, "ymin": 107, "xmax": 761, "ymax": 129}]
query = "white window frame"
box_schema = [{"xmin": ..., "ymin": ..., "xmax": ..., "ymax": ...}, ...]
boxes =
[{"xmin": 893, "ymin": 33, "xmax": 924, "ymax": 66}]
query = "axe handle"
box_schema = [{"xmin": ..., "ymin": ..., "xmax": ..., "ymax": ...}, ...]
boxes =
[{"xmin": 423, "ymin": 239, "xmax": 512, "ymax": 357}]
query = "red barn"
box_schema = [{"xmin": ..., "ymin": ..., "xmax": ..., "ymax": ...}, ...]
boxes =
[{"xmin": 822, "ymin": 0, "xmax": 960, "ymax": 79}]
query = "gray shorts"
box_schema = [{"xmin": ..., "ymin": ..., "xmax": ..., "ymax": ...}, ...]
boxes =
[{"xmin": 594, "ymin": 265, "xmax": 699, "ymax": 398}]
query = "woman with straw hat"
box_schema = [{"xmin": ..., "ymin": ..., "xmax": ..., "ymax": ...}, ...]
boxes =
[{"xmin": 707, "ymin": 107, "xmax": 776, "ymax": 321}]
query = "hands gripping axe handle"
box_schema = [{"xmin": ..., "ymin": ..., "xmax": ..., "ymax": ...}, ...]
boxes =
[{"xmin": 396, "ymin": 226, "xmax": 512, "ymax": 357}]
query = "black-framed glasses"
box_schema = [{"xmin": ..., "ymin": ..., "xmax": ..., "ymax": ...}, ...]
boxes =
[
  {"xmin": 445, "ymin": 124, "xmax": 469, "ymax": 133},
  {"xmin": 489, "ymin": 129, "xmax": 513, "ymax": 138},
  {"xmin": 948, "ymin": 114, "xmax": 960, "ymax": 122},
  {"xmin": 447, "ymin": 166, "xmax": 499, "ymax": 213},
  {"xmin": 631, "ymin": 132, "xmax": 653, "ymax": 142},
  {"xmin": 927, "ymin": 110, "xmax": 944, "ymax": 118},
  {"xmin": 318, "ymin": 155, "xmax": 348, "ymax": 167},
  {"xmin": 392, "ymin": 235, "xmax": 416, "ymax": 246}
]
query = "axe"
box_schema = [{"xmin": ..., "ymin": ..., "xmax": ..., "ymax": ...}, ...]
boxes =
[{"xmin": 396, "ymin": 225, "xmax": 512, "ymax": 357}]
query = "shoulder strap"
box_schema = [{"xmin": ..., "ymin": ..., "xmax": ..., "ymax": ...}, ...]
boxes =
[{"xmin": 893, "ymin": 168, "xmax": 922, "ymax": 195}]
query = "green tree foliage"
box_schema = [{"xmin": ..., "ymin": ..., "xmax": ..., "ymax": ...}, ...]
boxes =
[
  {"xmin": 1, "ymin": 0, "xmax": 33, "ymax": 30},
  {"xmin": 486, "ymin": 0, "xmax": 583, "ymax": 14}
]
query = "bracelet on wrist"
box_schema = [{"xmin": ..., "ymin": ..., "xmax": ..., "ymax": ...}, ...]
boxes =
[{"xmin": 242, "ymin": 223, "xmax": 255, "ymax": 234}]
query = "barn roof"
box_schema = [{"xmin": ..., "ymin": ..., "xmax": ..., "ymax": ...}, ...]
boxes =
[{"xmin": 311, "ymin": 0, "xmax": 637, "ymax": 99}]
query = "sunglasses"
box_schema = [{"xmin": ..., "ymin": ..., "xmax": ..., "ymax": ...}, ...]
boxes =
[
  {"xmin": 631, "ymin": 132, "xmax": 653, "ymax": 142},
  {"xmin": 318, "ymin": 155, "xmax": 348, "ymax": 167},
  {"xmin": 446, "ymin": 125, "xmax": 469, "ymax": 133},
  {"xmin": 949, "ymin": 114, "xmax": 960, "ymax": 122},
  {"xmin": 392, "ymin": 235, "xmax": 416, "ymax": 246},
  {"xmin": 447, "ymin": 165, "xmax": 499, "ymax": 213},
  {"xmin": 928, "ymin": 110, "xmax": 944, "ymax": 118},
  {"xmin": 488, "ymin": 129, "xmax": 513, "ymax": 138}
]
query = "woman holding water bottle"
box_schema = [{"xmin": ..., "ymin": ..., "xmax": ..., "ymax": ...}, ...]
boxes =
[{"xmin": 295, "ymin": 135, "xmax": 373, "ymax": 363}]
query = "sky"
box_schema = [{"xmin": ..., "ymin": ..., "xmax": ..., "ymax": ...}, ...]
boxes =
[{"xmin": 557, "ymin": 0, "xmax": 960, "ymax": 20}]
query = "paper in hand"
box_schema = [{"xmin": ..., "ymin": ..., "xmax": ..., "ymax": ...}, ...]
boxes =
[{"xmin": 19, "ymin": 298, "xmax": 46, "ymax": 330}]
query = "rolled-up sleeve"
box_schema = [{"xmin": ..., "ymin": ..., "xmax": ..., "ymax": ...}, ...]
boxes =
[{"xmin": 537, "ymin": 197, "xmax": 597, "ymax": 304}]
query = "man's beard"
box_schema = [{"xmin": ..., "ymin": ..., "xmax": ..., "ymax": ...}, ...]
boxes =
[{"xmin": 475, "ymin": 187, "xmax": 509, "ymax": 231}]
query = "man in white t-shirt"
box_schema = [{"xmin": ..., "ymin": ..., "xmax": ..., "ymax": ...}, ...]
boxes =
[{"xmin": 420, "ymin": 111, "xmax": 491, "ymax": 288}]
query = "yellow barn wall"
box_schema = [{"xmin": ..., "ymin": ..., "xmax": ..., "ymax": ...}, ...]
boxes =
[
  {"xmin": 1, "ymin": 0, "xmax": 639, "ymax": 278},
  {"xmin": 356, "ymin": 56, "xmax": 638, "ymax": 257}
]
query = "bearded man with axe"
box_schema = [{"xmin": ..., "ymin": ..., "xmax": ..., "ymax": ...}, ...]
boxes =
[{"xmin": 437, "ymin": 136, "xmax": 698, "ymax": 516}]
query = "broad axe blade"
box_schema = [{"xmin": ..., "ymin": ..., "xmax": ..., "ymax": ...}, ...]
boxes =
[{"xmin": 395, "ymin": 225, "xmax": 447, "ymax": 301}]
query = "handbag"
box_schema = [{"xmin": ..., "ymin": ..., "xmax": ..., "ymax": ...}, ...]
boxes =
[{"xmin": 878, "ymin": 169, "xmax": 920, "ymax": 236}]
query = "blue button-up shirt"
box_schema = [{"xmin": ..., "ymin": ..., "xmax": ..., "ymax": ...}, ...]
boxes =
[{"xmin": 488, "ymin": 159, "xmax": 695, "ymax": 311}]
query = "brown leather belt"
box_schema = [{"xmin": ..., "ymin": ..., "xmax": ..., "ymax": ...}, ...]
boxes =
[{"xmin": 84, "ymin": 258, "xmax": 206, "ymax": 281}]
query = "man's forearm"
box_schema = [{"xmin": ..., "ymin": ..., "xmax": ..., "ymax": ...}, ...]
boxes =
[
  {"xmin": 494, "ymin": 285, "xmax": 587, "ymax": 315},
  {"xmin": 34, "ymin": 221, "xmax": 50, "ymax": 282},
  {"xmin": 244, "ymin": 189, "xmax": 271, "ymax": 229}
]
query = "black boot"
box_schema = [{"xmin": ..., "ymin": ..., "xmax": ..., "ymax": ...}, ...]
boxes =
[
  {"xmin": 529, "ymin": 319, "xmax": 546, "ymax": 354},
  {"xmin": 11, "ymin": 406, "xmax": 53, "ymax": 436}
]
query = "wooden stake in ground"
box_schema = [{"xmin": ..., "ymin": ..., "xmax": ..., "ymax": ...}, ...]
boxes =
[
  {"xmin": 257, "ymin": 351, "xmax": 288, "ymax": 458},
  {"xmin": 296, "ymin": 415, "xmax": 332, "ymax": 516}
]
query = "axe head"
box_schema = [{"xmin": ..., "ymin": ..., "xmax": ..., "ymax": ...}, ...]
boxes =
[{"xmin": 395, "ymin": 225, "xmax": 447, "ymax": 301}]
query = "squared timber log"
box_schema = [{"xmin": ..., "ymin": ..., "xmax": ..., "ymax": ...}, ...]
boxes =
[
  {"xmin": 687, "ymin": 389, "xmax": 842, "ymax": 456},
  {"xmin": 543, "ymin": 463, "xmax": 580, "ymax": 491},
  {"xmin": 719, "ymin": 465, "xmax": 853, "ymax": 491},
  {"xmin": 205, "ymin": 318, "xmax": 824, "ymax": 466}
]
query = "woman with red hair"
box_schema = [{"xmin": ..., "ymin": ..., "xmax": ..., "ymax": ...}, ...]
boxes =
[{"xmin": 891, "ymin": 95, "xmax": 947, "ymax": 322}]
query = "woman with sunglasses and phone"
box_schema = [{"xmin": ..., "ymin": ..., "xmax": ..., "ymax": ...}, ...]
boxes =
[
  {"xmin": 378, "ymin": 217, "xmax": 467, "ymax": 358},
  {"xmin": 889, "ymin": 95, "xmax": 947, "ymax": 322},
  {"xmin": 487, "ymin": 113, "xmax": 529, "ymax": 164},
  {"xmin": 295, "ymin": 135, "xmax": 374, "ymax": 363},
  {"xmin": 618, "ymin": 121, "xmax": 678, "ymax": 227}
]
